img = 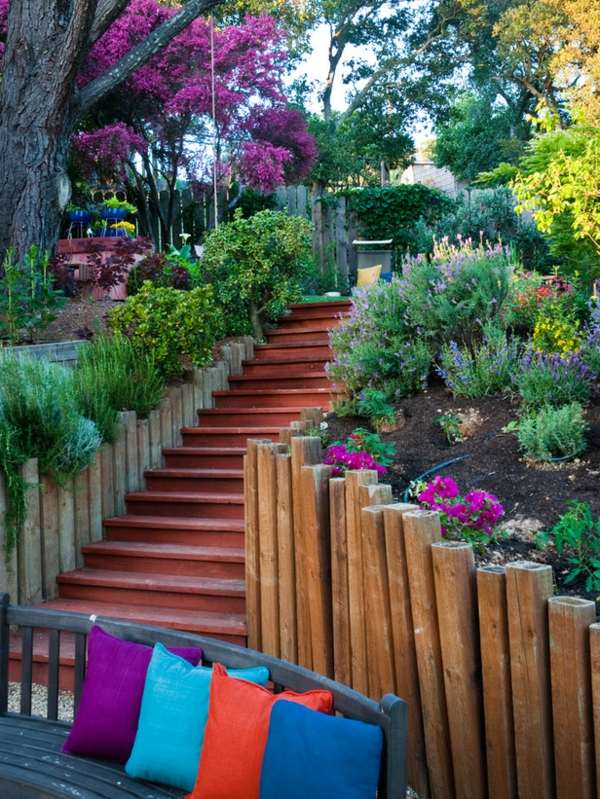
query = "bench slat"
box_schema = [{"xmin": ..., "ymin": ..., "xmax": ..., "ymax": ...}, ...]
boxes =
[
  {"xmin": 74, "ymin": 632, "xmax": 87, "ymax": 713},
  {"xmin": 47, "ymin": 629, "xmax": 60, "ymax": 721},
  {"xmin": 19, "ymin": 627, "xmax": 33, "ymax": 717}
]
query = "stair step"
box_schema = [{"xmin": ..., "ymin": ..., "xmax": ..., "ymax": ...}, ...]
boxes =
[
  {"xmin": 181, "ymin": 427, "xmax": 279, "ymax": 448},
  {"xmin": 276, "ymin": 316, "xmax": 346, "ymax": 332},
  {"xmin": 57, "ymin": 568, "xmax": 245, "ymax": 613},
  {"xmin": 287, "ymin": 299, "xmax": 351, "ymax": 316},
  {"xmin": 104, "ymin": 515, "xmax": 244, "ymax": 547},
  {"xmin": 254, "ymin": 342, "xmax": 332, "ymax": 361},
  {"xmin": 125, "ymin": 490, "xmax": 244, "ymax": 519},
  {"xmin": 229, "ymin": 372, "xmax": 331, "ymax": 389},
  {"xmin": 197, "ymin": 407, "xmax": 305, "ymax": 427},
  {"xmin": 213, "ymin": 388, "xmax": 338, "ymax": 410},
  {"xmin": 286, "ymin": 307, "xmax": 350, "ymax": 322},
  {"xmin": 241, "ymin": 357, "xmax": 329, "ymax": 376},
  {"xmin": 267, "ymin": 328, "xmax": 331, "ymax": 344},
  {"xmin": 145, "ymin": 467, "xmax": 244, "ymax": 493},
  {"xmin": 82, "ymin": 541, "xmax": 245, "ymax": 579},
  {"xmin": 162, "ymin": 447, "xmax": 246, "ymax": 469}
]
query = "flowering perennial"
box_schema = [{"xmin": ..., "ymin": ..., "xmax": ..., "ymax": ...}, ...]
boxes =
[
  {"xmin": 417, "ymin": 475, "xmax": 504, "ymax": 542},
  {"xmin": 323, "ymin": 444, "xmax": 387, "ymax": 478}
]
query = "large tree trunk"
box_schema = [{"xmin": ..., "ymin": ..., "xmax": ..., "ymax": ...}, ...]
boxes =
[{"xmin": 0, "ymin": 1, "xmax": 96, "ymax": 258}]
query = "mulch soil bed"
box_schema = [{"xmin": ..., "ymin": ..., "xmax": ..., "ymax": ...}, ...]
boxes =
[
  {"xmin": 29, "ymin": 297, "xmax": 116, "ymax": 343},
  {"xmin": 326, "ymin": 382, "xmax": 600, "ymax": 603}
]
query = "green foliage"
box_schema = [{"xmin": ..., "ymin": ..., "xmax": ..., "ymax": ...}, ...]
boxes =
[
  {"xmin": 436, "ymin": 413, "xmax": 464, "ymax": 445},
  {"xmin": 109, "ymin": 282, "xmax": 223, "ymax": 381},
  {"xmin": 233, "ymin": 188, "xmax": 278, "ymax": 218},
  {"xmin": 516, "ymin": 352, "xmax": 594, "ymax": 407},
  {"xmin": 340, "ymin": 427, "xmax": 396, "ymax": 468},
  {"xmin": 339, "ymin": 185, "xmax": 453, "ymax": 256},
  {"xmin": 201, "ymin": 210, "xmax": 313, "ymax": 338},
  {"xmin": 356, "ymin": 389, "xmax": 397, "ymax": 430},
  {"xmin": 0, "ymin": 246, "xmax": 66, "ymax": 344},
  {"xmin": 504, "ymin": 270, "xmax": 545, "ymax": 332},
  {"xmin": 536, "ymin": 501, "xmax": 600, "ymax": 595},
  {"xmin": 73, "ymin": 334, "xmax": 165, "ymax": 443},
  {"xmin": 103, "ymin": 197, "xmax": 137, "ymax": 214},
  {"xmin": 515, "ymin": 403, "xmax": 588, "ymax": 461}
]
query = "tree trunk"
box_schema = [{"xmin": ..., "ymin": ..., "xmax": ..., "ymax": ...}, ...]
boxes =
[
  {"xmin": 0, "ymin": 1, "xmax": 96, "ymax": 258},
  {"xmin": 249, "ymin": 303, "xmax": 264, "ymax": 341}
]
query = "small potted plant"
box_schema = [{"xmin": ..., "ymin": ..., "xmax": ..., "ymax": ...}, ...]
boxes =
[
  {"xmin": 101, "ymin": 197, "xmax": 138, "ymax": 222},
  {"xmin": 66, "ymin": 203, "xmax": 92, "ymax": 224},
  {"xmin": 109, "ymin": 220, "xmax": 136, "ymax": 238}
]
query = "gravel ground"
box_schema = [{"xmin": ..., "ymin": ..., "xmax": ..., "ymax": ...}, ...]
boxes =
[{"xmin": 8, "ymin": 682, "xmax": 74, "ymax": 722}]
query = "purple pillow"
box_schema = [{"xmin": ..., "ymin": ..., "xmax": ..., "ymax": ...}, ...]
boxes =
[{"xmin": 63, "ymin": 625, "xmax": 202, "ymax": 762}]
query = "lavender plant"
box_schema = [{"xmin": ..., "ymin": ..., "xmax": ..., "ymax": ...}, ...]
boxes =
[
  {"xmin": 516, "ymin": 403, "xmax": 588, "ymax": 461},
  {"xmin": 583, "ymin": 325, "xmax": 600, "ymax": 377},
  {"xmin": 516, "ymin": 350, "xmax": 595, "ymax": 407}
]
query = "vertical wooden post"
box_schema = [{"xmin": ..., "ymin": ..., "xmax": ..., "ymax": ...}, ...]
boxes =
[
  {"xmin": 123, "ymin": 411, "xmax": 139, "ymax": 493},
  {"xmin": 432, "ymin": 542, "xmax": 487, "ymax": 799},
  {"xmin": 383, "ymin": 504, "xmax": 429, "ymax": 799},
  {"xmin": 590, "ymin": 624, "xmax": 600, "ymax": 797},
  {"xmin": 192, "ymin": 367, "xmax": 205, "ymax": 412},
  {"xmin": 300, "ymin": 463, "xmax": 334, "ymax": 678},
  {"xmin": 148, "ymin": 409, "xmax": 162, "ymax": 468},
  {"xmin": 257, "ymin": 442, "xmax": 282, "ymax": 658},
  {"xmin": 39, "ymin": 476, "xmax": 60, "ymax": 600},
  {"xmin": 403, "ymin": 510, "xmax": 454, "ymax": 799},
  {"xmin": 330, "ymin": 478, "xmax": 351, "ymax": 686},
  {"xmin": 290, "ymin": 436, "xmax": 322, "ymax": 669},
  {"xmin": 169, "ymin": 386, "xmax": 184, "ymax": 448},
  {"xmin": 99, "ymin": 443, "xmax": 115, "ymax": 519},
  {"xmin": 73, "ymin": 467, "xmax": 91, "ymax": 567},
  {"xmin": 181, "ymin": 383, "xmax": 194, "ymax": 427},
  {"xmin": 244, "ymin": 439, "xmax": 269, "ymax": 651},
  {"xmin": 18, "ymin": 459, "xmax": 42, "ymax": 605},
  {"xmin": 57, "ymin": 478, "xmax": 76, "ymax": 572},
  {"xmin": 275, "ymin": 451, "xmax": 296, "ymax": 663},
  {"xmin": 113, "ymin": 414, "xmax": 128, "ymax": 515},
  {"xmin": 361, "ymin": 505, "xmax": 395, "ymax": 700},
  {"xmin": 0, "ymin": 473, "xmax": 18, "ymax": 601},
  {"xmin": 336, "ymin": 195, "xmax": 349, "ymax": 287},
  {"xmin": 159, "ymin": 397, "xmax": 173, "ymax": 450},
  {"xmin": 505, "ymin": 562, "xmax": 555, "ymax": 799},
  {"xmin": 88, "ymin": 452, "xmax": 103, "ymax": 544},
  {"xmin": 345, "ymin": 469, "xmax": 379, "ymax": 695},
  {"xmin": 477, "ymin": 566, "xmax": 517, "ymax": 799},
  {"xmin": 549, "ymin": 596, "xmax": 595, "ymax": 799},
  {"xmin": 137, "ymin": 419, "xmax": 151, "ymax": 490}
]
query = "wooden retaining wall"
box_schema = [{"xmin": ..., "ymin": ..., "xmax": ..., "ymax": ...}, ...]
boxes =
[
  {"xmin": 246, "ymin": 432, "xmax": 600, "ymax": 799},
  {"xmin": 0, "ymin": 339, "xmax": 252, "ymax": 605}
]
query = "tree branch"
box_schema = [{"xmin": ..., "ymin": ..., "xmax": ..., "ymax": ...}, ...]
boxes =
[
  {"xmin": 88, "ymin": 0, "xmax": 131, "ymax": 46},
  {"xmin": 79, "ymin": 0, "xmax": 224, "ymax": 114}
]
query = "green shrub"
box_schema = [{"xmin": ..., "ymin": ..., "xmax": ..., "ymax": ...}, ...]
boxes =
[
  {"xmin": 74, "ymin": 334, "xmax": 165, "ymax": 442},
  {"xmin": 0, "ymin": 246, "xmax": 66, "ymax": 344},
  {"xmin": 109, "ymin": 282, "xmax": 223, "ymax": 381},
  {"xmin": 516, "ymin": 351, "xmax": 594, "ymax": 407},
  {"xmin": 515, "ymin": 403, "xmax": 587, "ymax": 461},
  {"xmin": 201, "ymin": 210, "xmax": 313, "ymax": 338},
  {"xmin": 437, "ymin": 326, "xmax": 519, "ymax": 398},
  {"xmin": 583, "ymin": 325, "xmax": 600, "ymax": 377}
]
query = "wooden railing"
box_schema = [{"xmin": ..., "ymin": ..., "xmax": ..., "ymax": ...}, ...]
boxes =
[
  {"xmin": 245, "ymin": 431, "xmax": 600, "ymax": 799},
  {"xmin": 0, "ymin": 338, "xmax": 253, "ymax": 606}
]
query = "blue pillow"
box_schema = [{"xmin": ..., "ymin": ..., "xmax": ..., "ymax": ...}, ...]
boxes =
[
  {"xmin": 260, "ymin": 700, "xmax": 383, "ymax": 799},
  {"xmin": 125, "ymin": 643, "xmax": 269, "ymax": 791}
]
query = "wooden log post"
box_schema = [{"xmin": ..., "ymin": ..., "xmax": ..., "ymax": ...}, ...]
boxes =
[
  {"xmin": 88, "ymin": 452, "xmax": 103, "ymax": 544},
  {"xmin": 257, "ymin": 442, "xmax": 286, "ymax": 658},
  {"xmin": 345, "ymin": 469, "xmax": 379, "ymax": 695},
  {"xmin": 432, "ymin": 541, "xmax": 487, "ymax": 799},
  {"xmin": 244, "ymin": 438, "xmax": 270, "ymax": 651},
  {"xmin": 113, "ymin": 414, "xmax": 128, "ymax": 515},
  {"xmin": 591, "ymin": 625, "xmax": 600, "ymax": 797},
  {"xmin": 57, "ymin": 479, "xmax": 76, "ymax": 572},
  {"xmin": 300, "ymin": 463, "xmax": 334, "ymax": 678},
  {"xmin": 477, "ymin": 566, "xmax": 517, "ymax": 799},
  {"xmin": 169, "ymin": 386, "xmax": 184, "ymax": 448},
  {"xmin": 120, "ymin": 411, "xmax": 138, "ymax": 493},
  {"xmin": 159, "ymin": 397, "xmax": 173, "ymax": 451},
  {"xmin": 290, "ymin": 436, "xmax": 322, "ymax": 669},
  {"xmin": 39, "ymin": 476, "xmax": 60, "ymax": 600},
  {"xmin": 403, "ymin": 510, "xmax": 454, "ymax": 799},
  {"xmin": 275, "ymin": 451, "xmax": 296, "ymax": 663},
  {"xmin": 330, "ymin": 478, "xmax": 351, "ymax": 687},
  {"xmin": 18, "ymin": 459, "xmax": 42, "ymax": 605},
  {"xmin": 99, "ymin": 443, "xmax": 115, "ymax": 519},
  {"xmin": 383, "ymin": 504, "xmax": 429, "ymax": 799},
  {"xmin": 505, "ymin": 562, "xmax": 554, "ymax": 799},
  {"xmin": 549, "ymin": 596, "xmax": 595, "ymax": 799},
  {"xmin": 300, "ymin": 407, "xmax": 325, "ymax": 428},
  {"xmin": 137, "ymin": 419, "xmax": 151, "ymax": 490},
  {"xmin": 148, "ymin": 409, "xmax": 162, "ymax": 468},
  {"xmin": 73, "ymin": 467, "xmax": 91, "ymax": 567},
  {"xmin": 192, "ymin": 367, "xmax": 205, "ymax": 414},
  {"xmin": 182, "ymin": 382, "xmax": 195, "ymax": 428},
  {"xmin": 0, "ymin": 472, "xmax": 18, "ymax": 601}
]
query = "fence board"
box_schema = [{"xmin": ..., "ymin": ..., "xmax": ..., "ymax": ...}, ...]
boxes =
[
  {"xmin": 330, "ymin": 478, "xmax": 351, "ymax": 686},
  {"xmin": 73, "ymin": 468, "xmax": 90, "ymax": 567},
  {"xmin": 39, "ymin": 477, "xmax": 60, "ymax": 600},
  {"xmin": 113, "ymin": 415, "xmax": 127, "ymax": 515},
  {"xmin": 57, "ymin": 479, "xmax": 76, "ymax": 572},
  {"xmin": 169, "ymin": 387, "xmax": 184, "ymax": 448},
  {"xmin": 181, "ymin": 383, "xmax": 195, "ymax": 427},
  {"xmin": 99, "ymin": 443, "xmax": 115, "ymax": 519},
  {"xmin": 549, "ymin": 596, "xmax": 595, "ymax": 799},
  {"xmin": 403, "ymin": 510, "xmax": 454, "ymax": 799},
  {"xmin": 290, "ymin": 436, "xmax": 322, "ymax": 669},
  {"xmin": 275, "ymin": 452, "xmax": 296, "ymax": 663},
  {"xmin": 591, "ymin": 625, "xmax": 600, "ymax": 798},
  {"xmin": 159, "ymin": 397, "xmax": 173, "ymax": 451},
  {"xmin": 345, "ymin": 469, "xmax": 379, "ymax": 695},
  {"xmin": 300, "ymin": 464, "xmax": 334, "ymax": 678},
  {"xmin": 257, "ymin": 442, "xmax": 282, "ymax": 657},
  {"xmin": 122, "ymin": 411, "xmax": 139, "ymax": 493},
  {"xmin": 477, "ymin": 566, "xmax": 517, "ymax": 799},
  {"xmin": 383, "ymin": 504, "xmax": 429, "ymax": 799},
  {"xmin": 506, "ymin": 562, "xmax": 555, "ymax": 799},
  {"xmin": 0, "ymin": 474, "xmax": 18, "ymax": 601},
  {"xmin": 87, "ymin": 452, "xmax": 103, "ymax": 544},
  {"xmin": 148, "ymin": 409, "xmax": 162, "ymax": 468},
  {"xmin": 432, "ymin": 542, "xmax": 486, "ymax": 799},
  {"xmin": 244, "ymin": 439, "xmax": 270, "ymax": 652},
  {"xmin": 18, "ymin": 460, "xmax": 42, "ymax": 605},
  {"xmin": 137, "ymin": 419, "xmax": 151, "ymax": 489}
]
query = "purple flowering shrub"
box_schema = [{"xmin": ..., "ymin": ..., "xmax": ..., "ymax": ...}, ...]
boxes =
[
  {"xmin": 323, "ymin": 428, "xmax": 395, "ymax": 478},
  {"xmin": 516, "ymin": 350, "xmax": 595, "ymax": 407},
  {"xmin": 417, "ymin": 475, "xmax": 504, "ymax": 544},
  {"xmin": 583, "ymin": 325, "xmax": 600, "ymax": 377}
]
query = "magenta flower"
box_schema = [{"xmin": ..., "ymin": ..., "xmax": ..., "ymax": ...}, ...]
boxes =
[{"xmin": 418, "ymin": 476, "xmax": 504, "ymax": 542}]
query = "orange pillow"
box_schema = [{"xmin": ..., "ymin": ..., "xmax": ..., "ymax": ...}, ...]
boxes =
[{"xmin": 188, "ymin": 663, "xmax": 332, "ymax": 799}]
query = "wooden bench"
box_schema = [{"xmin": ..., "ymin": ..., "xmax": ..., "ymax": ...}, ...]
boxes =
[{"xmin": 0, "ymin": 596, "xmax": 408, "ymax": 798}]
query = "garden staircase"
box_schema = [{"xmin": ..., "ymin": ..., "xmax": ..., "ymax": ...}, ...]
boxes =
[{"xmin": 13, "ymin": 300, "xmax": 350, "ymax": 686}]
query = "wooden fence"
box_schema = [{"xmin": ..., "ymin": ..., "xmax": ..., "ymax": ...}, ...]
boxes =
[
  {"xmin": 245, "ymin": 430, "xmax": 600, "ymax": 799},
  {"xmin": 0, "ymin": 338, "xmax": 253, "ymax": 606}
]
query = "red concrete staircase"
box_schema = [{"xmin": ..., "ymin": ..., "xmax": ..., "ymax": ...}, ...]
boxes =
[{"xmin": 26, "ymin": 300, "xmax": 349, "ymax": 670}]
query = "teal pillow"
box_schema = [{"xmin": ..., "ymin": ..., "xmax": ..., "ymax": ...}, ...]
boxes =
[{"xmin": 125, "ymin": 643, "xmax": 269, "ymax": 791}]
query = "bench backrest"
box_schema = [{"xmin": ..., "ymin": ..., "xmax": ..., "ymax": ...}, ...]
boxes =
[{"xmin": 0, "ymin": 596, "xmax": 407, "ymax": 798}]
